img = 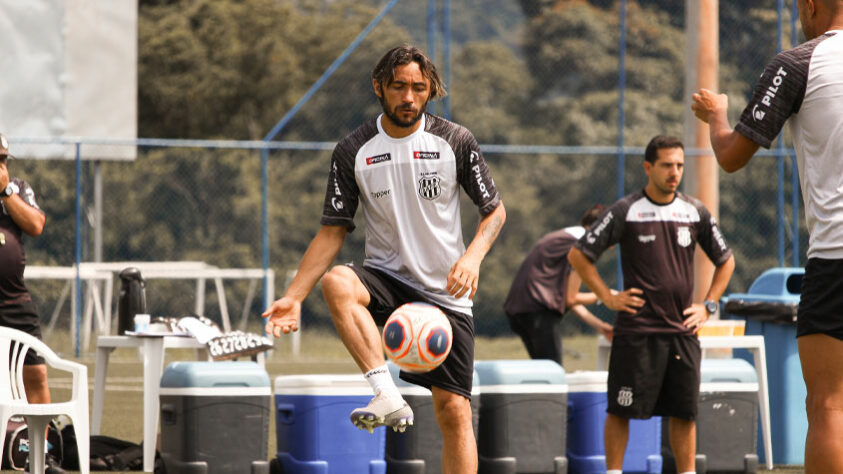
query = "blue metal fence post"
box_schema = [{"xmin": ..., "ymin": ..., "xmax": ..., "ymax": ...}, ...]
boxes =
[
  {"xmin": 74, "ymin": 142, "xmax": 83, "ymax": 357},
  {"xmin": 442, "ymin": 0, "xmax": 451, "ymax": 120},
  {"xmin": 776, "ymin": 0, "xmax": 786, "ymax": 266},
  {"xmin": 616, "ymin": 0, "xmax": 627, "ymax": 288},
  {"xmin": 427, "ymin": 0, "xmax": 438, "ymax": 116},
  {"xmin": 261, "ymin": 148, "xmax": 270, "ymax": 316},
  {"xmin": 791, "ymin": 0, "xmax": 801, "ymax": 266}
]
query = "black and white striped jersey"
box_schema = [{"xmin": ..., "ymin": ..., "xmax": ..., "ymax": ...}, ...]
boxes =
[
  {"xmin": 735, "ymin": 30, "xmax": 843, "ymax": 259},
  {"xmin": 321, "ymin": 113, "xmax": 501, "ymax": 314},
  {"xmin": 575, "ymin": 191, "xmax": 732, "ymax": 335}
]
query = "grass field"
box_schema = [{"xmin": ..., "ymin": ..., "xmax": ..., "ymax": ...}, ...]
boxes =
[{"xmin": 37, "ymin": 329, "xmax": 805, "ymax": 473}]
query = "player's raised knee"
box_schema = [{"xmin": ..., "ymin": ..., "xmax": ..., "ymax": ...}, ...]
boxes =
[{"xmin": 321, "ymin": 265, "xmax": 358, "ymax": 300}]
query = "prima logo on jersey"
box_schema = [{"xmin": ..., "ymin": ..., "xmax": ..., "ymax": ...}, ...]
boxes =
[
  {"xmin": 331, "ymin": 197, "xmax": 344, "ymax": 212},
  {"xmin": 413, "ymin": 151, "xmax": 439, "ymax": 160},
  {"xmin": 677, "ymin": 226, "xmax": 692, "ymax": 247},
  {"xmin": 617, "ymin": 386, "xmax": 633, "ymax": 407},
  {"xmin": 469, "ymin": 151, "xmax": 479, "ymax": 163},
  {"xmin": 418, "ymin": 176, "xmax": 441, "ymax": 200},
  {"xmin": 366, "ymin": 153, "xmax": 391, "ymax": 165},
  {"xmin": 638, "ymin": 234, "xmax": 656, "ymax": 243}
]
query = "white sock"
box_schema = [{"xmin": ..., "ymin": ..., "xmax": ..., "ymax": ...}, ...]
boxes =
[
  {"xmin": 607, "ymin": 470, "xmax": 622, "ymax": 474},
  {"xmin": 364, "ymin": 364, "xmax": 400, "ymax": 397}
]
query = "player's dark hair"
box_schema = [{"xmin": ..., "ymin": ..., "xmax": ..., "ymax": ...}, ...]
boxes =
[
  {"xmin": 372, "ymin": 44, "xmax": 447, "ymax": 100},
  {"xmin": 579, "ymin": 204, "xmax": 604, "ymax": 228},
  {"xmin": 644, "ymin": 135, "xmax": 684, "ymax": 164}
]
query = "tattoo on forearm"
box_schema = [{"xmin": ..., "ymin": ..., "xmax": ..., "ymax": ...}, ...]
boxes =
[{"xmin": 482, "ymin": 214, "xmax": 503, "ymax": 243}]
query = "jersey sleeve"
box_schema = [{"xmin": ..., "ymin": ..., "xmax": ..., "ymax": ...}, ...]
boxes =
[
  {"xmin": 574, "ymin": 200, "xmax": 627, "ymax": 262},
  {"xmin": 320, "ymin": 142, "xmax": 360, "ymax": 231},
  {"xmin": 14, "ymin": 179, "xmax": 42, "ymax": 212},
  {"xmin": 735, "ymin": 47, "xmax": 809, "ymax": 149},
  {"xmin": 454, "ymin": 129, "xmax": 501, "ymax": 216},
  {"xmin": 695, "ymin": 204, "xmax": 732, "ymax": 266}
]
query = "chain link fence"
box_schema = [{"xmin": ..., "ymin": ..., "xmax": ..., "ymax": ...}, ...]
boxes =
[{"xmin": 7, "ymin": 0, "xmax": 808, "ymax": 350}]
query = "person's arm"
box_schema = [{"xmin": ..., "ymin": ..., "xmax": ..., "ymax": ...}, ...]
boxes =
[
  {"xmin": 1, "ymin": 193, "xmax": 45, "ymax": 236},
  {"xmin": 691, "ymin": 89, "xmax": 761, "ymax": 173},
  {"xmin": 569, "ymin": 304, "xmax": 613, "ymax": 341},
  {"xmin": 682, "ymin": 254, "xmax": 736, "ymax": 332},
  {"xmin": 262, "ymin": 225, "xmax": 348, "ymax": 336},
  {"xmin": 447, "ymin": 201, "xmax": 506, "ymax": 299},
  {"xmin": 565, "ymin": 268, "xmax": 599, "ymax": 307},
  {"xmin": 0, "ymin": 166, "xmax": 45, "ymax": 236},
  {"xmin": 567, "ymin": 247, "xmax": 644, "ymax": 313}
]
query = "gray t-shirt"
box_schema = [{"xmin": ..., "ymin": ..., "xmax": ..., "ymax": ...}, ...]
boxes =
[
  {"xmin": 735, "ymin": 30, "xmax": 843, "ymax": 259},
  {"xmin": 321, "ymin": 113, "xmax": 501, "ymax": 314},
  {"xmin": 504, "ymin": 226, "xmax": 585, "ymax": 317}
]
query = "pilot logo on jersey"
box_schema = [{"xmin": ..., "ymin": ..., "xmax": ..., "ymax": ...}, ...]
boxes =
[{"xmin": 418, "ymin": 175, "xmax": 441, "ymax": 200}]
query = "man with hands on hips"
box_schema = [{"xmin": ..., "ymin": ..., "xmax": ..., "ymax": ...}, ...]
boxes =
[{"xmin": 568, "ymin": 135, "xmax": 734, "ymax": 474}]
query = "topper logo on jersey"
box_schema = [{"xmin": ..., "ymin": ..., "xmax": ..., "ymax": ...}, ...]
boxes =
[
  {"xmin": 677, "ymin": 226, "xmax": 692, "ymax": 247},
  {"xmin": 753, "ymin": 66, "xmax": 788, "ymax": 121},
  {"xmin": 413, "ymin": 151, "xmax": 439, "ymax": 160},
  {"xmin": 366, "ymin": 153, "xmax": 391, "ymax": 165},
  {"xmin": 419, "ymin": 176, "xmax": 441, "ymax": 200}
]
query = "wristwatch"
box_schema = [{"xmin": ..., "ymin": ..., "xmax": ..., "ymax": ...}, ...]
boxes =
[
  {"xmin": 0, "ymin": 184, "xmax": 12, "ymax": 198},
  {"xmin": 703, "ymin": 299, "xmax": 719, "ymax": 315}
]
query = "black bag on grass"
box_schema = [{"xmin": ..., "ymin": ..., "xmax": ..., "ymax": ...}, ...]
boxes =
[
  {"xmin": 3, "ymin": 416, "xmax": 63, "ymax": 471},
  {"xmin": 60, "ymin": 424, "xmax": 165, "ymax": 472}
]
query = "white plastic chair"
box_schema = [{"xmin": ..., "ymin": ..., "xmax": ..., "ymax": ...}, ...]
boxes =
[{"xmin": 1, "ymin": 327, "xmax": 90, "ymax": 473}]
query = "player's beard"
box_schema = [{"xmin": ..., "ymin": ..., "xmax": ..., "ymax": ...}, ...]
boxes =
[{"xmin": 379, "ymin": 96, "xmax": 427, "ymax": 128}]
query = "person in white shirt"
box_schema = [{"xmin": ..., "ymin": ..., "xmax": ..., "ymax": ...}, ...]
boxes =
[{"xmin": 692, "ymin": 1, "xmax": 843, "ymax": 469}]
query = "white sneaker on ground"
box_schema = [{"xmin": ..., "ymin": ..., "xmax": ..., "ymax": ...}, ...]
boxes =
[{"xmin": 350, "ymin": 389, "xmax": 414, "ymax": 433}]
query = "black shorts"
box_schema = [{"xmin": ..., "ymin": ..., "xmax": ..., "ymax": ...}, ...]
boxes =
[
  {"xmin": 507, "ymin": 309, "xmax": 563, "ymax": 364},
  {"xmin": 607, "ymin": 333, "xmax": 700, "ymax": 420},
  {"xmin": 797, "ymin": 258, "xmax": 843, "ymax": 340},
  {"xmin": 349, "ymin": 264, "xmax": 475, "ymax": 399},
  {"xmin": 0, "ymin": 300, "xmax": 46, "ymax": 365}
]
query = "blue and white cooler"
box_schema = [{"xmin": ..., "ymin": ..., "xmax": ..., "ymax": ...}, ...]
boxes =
[
  {"xmin": 159, "ymin": 361, "xmax": 271, "ymax": 474},
  {"xmin": 566, "ymin": 371, "xmax": 662, "ymax": 474},
  {"xmin": 273, "ymin": 374, "xmax": 386, "ymax": 474},
  {"xmin": 384, "ymin": 362, "xmax": 480, "ymax": 473},
  {"xmin": 474, "ymin": 359, "xmax": 568, "ymax": 474}
]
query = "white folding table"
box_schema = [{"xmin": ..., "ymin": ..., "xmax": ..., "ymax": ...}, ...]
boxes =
[
  {"xmin": 92, "ymin": 335, "xmax": 208, "ymax": 472},
  {"xmin": 596, "ymin": 335, "xmax": 773, "ymax": 470}
]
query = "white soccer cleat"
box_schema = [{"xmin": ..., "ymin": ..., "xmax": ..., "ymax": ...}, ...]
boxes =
[{"xmin": 350, "ymin": 389, "xmax": 414, "ymax": 433}]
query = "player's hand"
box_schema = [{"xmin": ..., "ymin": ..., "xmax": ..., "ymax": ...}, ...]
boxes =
[
  {"xmin": 691, "ymin": 88, "xmax": 728, "ymax": 124},
  {"xmin": 604, "ymin": 287, "xmax": 645, "ymax": 313},
  {"xmin": 599, "ymin": 324, "xmax": 614, "ymax": 342},
  {"xmin": 682, "ymin": 303, "xmax": 709, "ymax": 333},
  {"xmin": 447, "ymin": 254, "xmax": 481, "ymax": 299},
  {"xmin": 262, "ymin": 296, "xmax": 302, "ymax": 337}
]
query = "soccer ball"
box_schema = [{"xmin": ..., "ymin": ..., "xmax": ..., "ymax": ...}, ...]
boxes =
[{"xmin": 382, "ymin": 302, "xmax": 453, "ymax": 373}]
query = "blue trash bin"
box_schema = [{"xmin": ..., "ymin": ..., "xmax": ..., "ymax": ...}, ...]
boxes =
[{"xmin": 723, "ymin": 267, "xmax": 805, "ymax": 466}]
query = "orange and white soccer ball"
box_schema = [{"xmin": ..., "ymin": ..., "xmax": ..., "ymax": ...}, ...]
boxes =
[{"xmin": 382, "ymin": 302, "xmax": 453, "ymax": 373}]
